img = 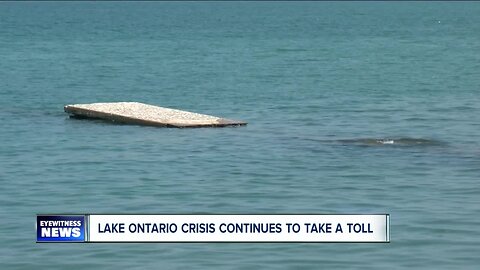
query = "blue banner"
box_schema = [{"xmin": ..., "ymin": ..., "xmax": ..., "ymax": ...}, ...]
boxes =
[{"xmin": 37, "ymin": 215, "xmax": 86, "ymax": 242}]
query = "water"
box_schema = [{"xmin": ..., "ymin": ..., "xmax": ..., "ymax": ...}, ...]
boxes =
[{"xmin": 1, "ymin": 1, "xmax": 479, "ymax": 269}]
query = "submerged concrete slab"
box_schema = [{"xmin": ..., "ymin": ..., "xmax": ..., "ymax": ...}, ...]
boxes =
[{"xmin": 64, "ymin": 102, "xmax": 247, "ymax": 128}]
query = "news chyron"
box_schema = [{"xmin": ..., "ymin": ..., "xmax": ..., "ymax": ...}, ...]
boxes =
[{"xmin": 37, "ymin": 215, "xmax": 86, "ymax": 242}]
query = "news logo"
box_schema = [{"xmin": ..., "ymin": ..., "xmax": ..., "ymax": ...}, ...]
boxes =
[{"xmin": 37, "ymin": 215, "xmax": 86, "ymax": 242}]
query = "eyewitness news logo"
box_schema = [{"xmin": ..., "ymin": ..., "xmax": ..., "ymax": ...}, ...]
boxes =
[{"xmin": 36, "ymin": 215, "xmax": 86, "ymax": 242}]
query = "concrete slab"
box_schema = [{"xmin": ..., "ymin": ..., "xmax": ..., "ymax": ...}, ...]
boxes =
[{"xmin": 64, "ymin": 102, "xmax": 247, "ymax": 128}]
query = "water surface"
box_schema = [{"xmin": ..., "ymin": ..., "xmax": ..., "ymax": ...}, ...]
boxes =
[{"xmin": 1, "ymin": 2, "xmax": 479, "ymax": 269}]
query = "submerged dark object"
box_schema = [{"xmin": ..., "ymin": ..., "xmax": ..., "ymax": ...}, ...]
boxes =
[{"xmin": 336, "ymin": 138, "xmax": 444, "ymax": 147}]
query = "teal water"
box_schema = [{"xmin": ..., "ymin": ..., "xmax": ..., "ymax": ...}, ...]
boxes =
[{"xmin": 1, "ymin": 1, "xmax": 480, "ymax": 269}]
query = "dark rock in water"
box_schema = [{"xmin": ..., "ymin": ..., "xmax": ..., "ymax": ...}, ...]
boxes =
[{"xmin": 336, "ymin": 138, "xmax": 444, "ymax": 147}]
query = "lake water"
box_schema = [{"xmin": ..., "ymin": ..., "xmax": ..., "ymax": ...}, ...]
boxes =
[{"xmin": 1, "ymin": 2, "xmax": 479, "ymax": 269}]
